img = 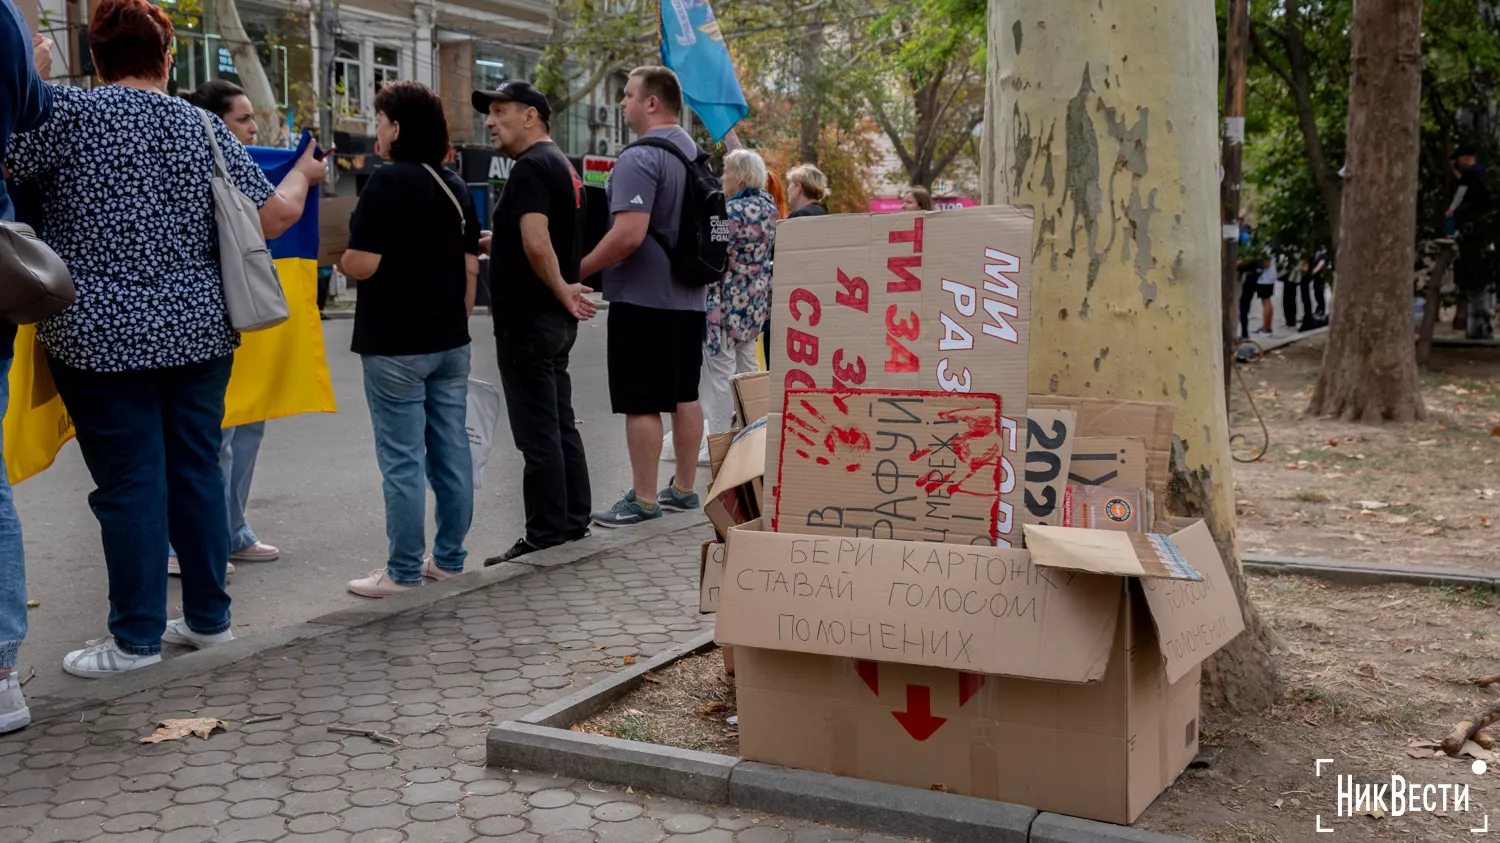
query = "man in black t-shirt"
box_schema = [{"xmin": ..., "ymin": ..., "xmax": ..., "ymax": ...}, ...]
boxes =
[
  {"xmin": 472, "ymin": 80, "xmax": 598, "ymax": 565},
  {"xmin": 1450, "ymin": 145, "xmax": 1495, "ymax": 317}
]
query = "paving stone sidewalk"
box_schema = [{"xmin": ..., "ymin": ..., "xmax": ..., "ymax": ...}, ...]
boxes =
[{"xmin": 0, "ymin": 522, "xmax": 920, "ymax": 843}]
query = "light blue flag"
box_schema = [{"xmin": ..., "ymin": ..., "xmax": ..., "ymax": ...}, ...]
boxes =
[{"xmin": 659, "ymin": 0, "xmax": 748, "ymax": 142}]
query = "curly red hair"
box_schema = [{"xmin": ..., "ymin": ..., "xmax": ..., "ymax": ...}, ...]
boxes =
[{"xmin": 90, "ymin": 0, "xmax": 175, "ymax": 82}]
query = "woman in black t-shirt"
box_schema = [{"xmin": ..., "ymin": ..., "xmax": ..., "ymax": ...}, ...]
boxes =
[{"xmin": 338, "ymin": 81, "xmax": 482, "ymax": 599}]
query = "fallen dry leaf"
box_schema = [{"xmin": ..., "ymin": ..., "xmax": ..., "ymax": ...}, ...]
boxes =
[
  {"xmin": 1483, "ymin": 517, "xmax": 1493, "ymax": 529},
  {"xmin": 930, "ymin": 783, "xmax": 952, "ymax": 793},
  {"xmin": 140, "ymin": 718, "xmax": 226, "ymax": 744},
  {"xmin": 623, "ymin": 656, "xmax": 637, "ymax": 665},
  {"xmin": 1422, "ymin": 527, "xmax": 1441, "ymax": 537},
  {"xmin": 642, "ymin": 671, "xmax": 662, "ymax": 684}
]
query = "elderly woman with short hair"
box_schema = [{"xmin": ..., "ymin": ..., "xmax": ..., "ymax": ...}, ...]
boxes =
[{"xmin": 700, "ymin": 148, "xmax": 777, "ymax": 434}]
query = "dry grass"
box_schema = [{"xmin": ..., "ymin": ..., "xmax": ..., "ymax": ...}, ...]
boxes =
[{"xmin": 573, "ymin": 650, "xmax": 738, "ymax": 755}]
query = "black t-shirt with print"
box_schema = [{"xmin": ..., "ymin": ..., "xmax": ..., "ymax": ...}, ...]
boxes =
[
  {"xmin": 490, "ymin": 140, "xmax": 585, "ymax": 327},
  {"xmin": 348, "ymin": 162, "xmax": 481, "ymax": 356}
]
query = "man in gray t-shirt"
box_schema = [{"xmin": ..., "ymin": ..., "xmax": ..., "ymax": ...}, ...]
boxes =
[{"xmin": 580, "ymin": 66, "xmax": 708, "ymax": 529}]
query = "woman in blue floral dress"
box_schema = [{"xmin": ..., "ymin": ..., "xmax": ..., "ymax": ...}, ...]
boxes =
[{"xmin": 700, "ymin": 149, "xmax": 776, "ymax": 434}]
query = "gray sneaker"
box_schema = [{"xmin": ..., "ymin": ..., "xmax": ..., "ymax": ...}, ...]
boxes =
[
  {"xmin": 0, "ymin": 671, "xmax": 29, "ymax": 734},
  {"xmin": 591, "ymin": 490, "xmax": 663, "ymax": 528},
  {"xmin": 657, "ymin": 477, "xmax": 701, "ymax": 512}
]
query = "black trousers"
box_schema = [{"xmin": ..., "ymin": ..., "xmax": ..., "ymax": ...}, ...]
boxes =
[{"xmin": 495, "ymin": 312, "xmax": 592, "ymax": 547}]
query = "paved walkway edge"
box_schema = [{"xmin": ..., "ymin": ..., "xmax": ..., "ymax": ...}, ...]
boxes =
[
  {"xmin": 487, "ymin": 651, "xmax": 1205, "ymax": 843},
  {"xmin": 1243, "ymin": 553, "xmax": 1500, "ymax": 589},
  {"xmin": 24, "ymin": 511, "xmax": 709, "ymax": 723}
]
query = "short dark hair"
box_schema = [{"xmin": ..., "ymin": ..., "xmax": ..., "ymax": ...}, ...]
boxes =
[
  {"xmin": 90, "ymin": 0, "xmax": 174, "ymax": 83},
  {"xmin": 188, "ymin": 80, "xmax": 248, "ymax": 118},
  {"xmin": 630, "ymin": 66, "xmax": 683, "ymax": 116},
  {"xmin": 373, "ymin": 81, "xmax": 451, "ymax": 167}
]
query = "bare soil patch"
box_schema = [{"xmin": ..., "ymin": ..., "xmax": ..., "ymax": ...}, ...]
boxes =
[
  {"xmin": 574, "ymin": 650, "xmax": 739, "ymax": 755},
  {"xmin": 1229, "ymin": 334, "xmax": 1499, "ymax": 569}
]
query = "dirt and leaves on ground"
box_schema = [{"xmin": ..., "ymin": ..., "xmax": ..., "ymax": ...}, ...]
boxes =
[
  {"xmin": 1229, "ymin": 334, "xmax": 1499, "ymax": 568},
  {"xmin": 574, "ymin": 650, "xmax": 739, "ymax": 755}
]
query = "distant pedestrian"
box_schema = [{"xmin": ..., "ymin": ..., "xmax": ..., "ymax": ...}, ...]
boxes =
[
  {"xmin": 1306, "ymin": 245, "xmax": 1329, "ymax": 323},
  {"xmin": 580, "ymin": 66, "xmax": 707, "ymax": 528},
  {"xmin": 766, "ymin": 171, "xmax": 790, "ymax": 221},
  {"xmin": 339, "ymin": 81, "xmax": 481, "ymax": 597},
  {"xmin": 1450, "ymin": 145, "xmax": 1494, "ymax": 308},
  {"xmin": 786, "ymin": 164, "xmax": 830, "ymax": 219},
  {"xmin": 472, "ymin": 80, "xmax": 597, "ymax": 565},
  {"xmin": 6, "ymin": 0, "xmax": 324, "ymax": 677},
  {"xmin": 701, "ymin": 149, "xmax": 775, "ymax": 435},
  {"xmin": 900, "ymin": 186, "xmax": 933, "ymax": 211},
  {"xmin": 0, "ymin": 0, "xmax": 53, "ymax": 730}
]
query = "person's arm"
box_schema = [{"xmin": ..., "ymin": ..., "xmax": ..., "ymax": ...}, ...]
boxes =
[
  {"xmin": 464, "ymin": 254, "xmax": 478, "ymax": 318},
  {"xmin": 1448, "ymin": 185, "xmax": 1469, "ymax": 218},
  {"xmin": 521, "ymin": 213, "xmax": 596, "ymax": 320},
  {"xmin": 12, "ymin": 28, "xmax": 52, "ymax": 133},
  {"xmin": 580, "ymin": 211, "xmax": 649, "ymax": 279},
  {"xmin": 340, "ymin": 249, "xmax": 380, "ymax": 280}
]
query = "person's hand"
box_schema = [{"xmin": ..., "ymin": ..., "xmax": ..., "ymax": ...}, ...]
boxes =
[
  {"xmin": 1446, "ymin": 208, "xmax": 1455, "ymax": 219},
  {"xmin": 295, "ymin": 143, "xmax": 331, "ymax": 185},
  {"xmin": 478, "ymin": 230, "xmax": 492, "ymax": 256},
  {"xmin": 557, "ymin": 283, "xmax": 598, "ymax": 321},
  {"xmin": 32, "ymin": 35, "xmax": 53, "ymax": 78}
]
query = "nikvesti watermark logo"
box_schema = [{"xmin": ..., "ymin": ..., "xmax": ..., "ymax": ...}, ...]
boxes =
[{"xmin": 1315, "ymin": 758, "xmax": 1490, "ymax": 834}]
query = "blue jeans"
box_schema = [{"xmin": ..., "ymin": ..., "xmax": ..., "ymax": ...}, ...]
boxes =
[
  {"xmin": 49, "ymin": 354, "xmax": 234, "ymax": 656},
  {"xmin": 168, "ymin": 421, "xmax": 265, "ymax": 558},
  {"xmin": 361, "ymin": 346, "xmax": 473, "ymax": 586},
  {"xmin": 0, "ymin": 359, "xmax": 26, "ymax": 669}
]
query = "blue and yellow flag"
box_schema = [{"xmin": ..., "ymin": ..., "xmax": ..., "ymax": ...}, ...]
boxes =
[
  {"xmin": 659, "ymin": 0, "xmax": 748, "ymax": 142},
  {"xmin": 3, "ymin": 146, "xmax": 338, "ymax": 484}
]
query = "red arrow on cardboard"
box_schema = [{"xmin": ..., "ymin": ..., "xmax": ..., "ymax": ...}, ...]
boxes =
[{"xmin": 892, "ymin": 685, "xmax": 946, "ymax": 741}]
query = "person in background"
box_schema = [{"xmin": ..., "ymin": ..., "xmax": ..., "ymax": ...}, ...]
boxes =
[
  {"xmin": 0, "ymin": 0, "xmax": 53, "ymax": 731},
  {"xmin": 339, "ymin": 81, "xmax": 480, "ymax": 598},
  {"xmin": 160, "ymin": 79, "xmax": 281, "ymax": 578},
  {"xmin": 761, "ymin": 170, "xmax": 788, "ymax": 370},
  {"xmin": 1236, "ymin": 220, "xmax": 1270, "ymax": 340},
  {"xmin": 1306, "ymin": 244, "xmax": 1329, "ymax": 323},
  {"xmin": 1449, "ymin": 145, "xmax": 1494, "ymax": 311},
  {"xmin": 580, "ymin": 66, "xmax": 706, "ymax": 528},
  {"xmin": 472, "ymin": 80, "xmax": 596, "ymax": 566},
  {"xmin": 701, "ymin": 149, "xmax": 775, "ymax": 436},
  {"xmin": 900, "ymin": 185, "xmax": 933, "ymax": 212},
  {"xmin": 1279, "ymin": 248, "xmax": 1303, "ymax": 333},
  {"xmin": 765, "ymin": 171, "xmax": 790, "ymax": 221},
  {"xmin": 6, "ymin": 0, "xmax": 324, "ymax": 677},
  {"xmin": 786, "ymin": 164, "xmax": 829, "ymax": 219}
]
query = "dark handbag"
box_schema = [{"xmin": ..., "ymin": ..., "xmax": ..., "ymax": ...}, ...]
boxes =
[{"xmin": 0, "ymin": 219, "xmax": 76, "ymax": 324}]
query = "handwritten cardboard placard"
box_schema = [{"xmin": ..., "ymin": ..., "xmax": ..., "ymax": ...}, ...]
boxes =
[
  {"xmin": 775, "ymin": 389, "xmax": 1004, "ymax": 546},
  {"xmin": 1067, "ymin": 437, "xmax": 1147, "ymax": 488},
  {"xmin": 700, "ymin": 541, "xmax": 726, "ymax": 613},
  {"xmin": 1138, "ymin": 520, "xmax": 1248, "ymax": 683},
  {"xmin": 1021, "ymin": 408, "xmax": 1077, "ymax": 527}
]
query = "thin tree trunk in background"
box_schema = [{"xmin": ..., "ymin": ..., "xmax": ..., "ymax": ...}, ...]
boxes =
[
  {"xmin": 1222, "ymin": 0, "xmax": 1249, "ymax": 402},
  {"xmin": 983, "ymin": 0, "xmax": 1278, "ymax": 713},
  {"xmin": 213, "ymin": 0, "xmax": 280, "ymax": 142},
  {"xmin": 1308, "ymin": 0, "xmax": 1427, "ymax": 423},
  {"xmin": 797, "ymin": 25, "xmax": 824, "ymax": 165},
  {"xmin": 1282, "ymin": 0, "xmax": 1342, "ymax": 254}
]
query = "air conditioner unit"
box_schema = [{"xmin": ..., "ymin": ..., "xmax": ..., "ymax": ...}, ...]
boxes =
[
  {"xmin": 594, "ymin": 138, "xmax": 611, "ymax": 155},
  {"xmin": 595, "ymin": 105, "xmax": 612, "ymax": 126}
]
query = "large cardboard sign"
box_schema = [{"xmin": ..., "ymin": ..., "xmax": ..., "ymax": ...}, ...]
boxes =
[
  {"xmin": 767, "ymin": 207, "xmax": 1034, "ymax": 546},
  {"xmin": 775, "ymin": 389, "xmax": 1005, "ymax": 545}
]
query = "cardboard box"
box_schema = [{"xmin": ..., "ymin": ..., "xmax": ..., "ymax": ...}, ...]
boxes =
[
  {"xmin": 732, "ymin": 372, "xmax": 770, "ymax": 427},
  {"xmin": 1062, "ymin": 486, "xmax": 1146, "ymax": 532},
  {"xmin": 766, "ymin": 207, "xmax": 1034, "ymax": 546},
  {"xmin": 1020, "ymin": 408, "xmax": 1077, "ymax": 527},
  {"xmin": 318, "ymin": 197, "xmax": 358, "ymax": 266},
  {"xmin": 704, "ymin": 419, "xmax": 767, "ymax": 540},
  {"xmin": 774, "ymin": 389, "xmax": 1005, "ymax": 544},
  {"xmin": 700, "ymin": 541, "xmax": 726, "ymax": 613},
  {"xmin": 1030, "ymin": 397, "xmax": 1175, "ymax": 508},
  {"xmin": 727, "ymin": 520, "xmax": 1241, "ymax": 824}
]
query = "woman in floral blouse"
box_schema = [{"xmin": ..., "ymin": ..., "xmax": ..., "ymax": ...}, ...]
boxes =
[{"xmin": 700, "ymin": 149, "xmax": 776, "ymax": 434}]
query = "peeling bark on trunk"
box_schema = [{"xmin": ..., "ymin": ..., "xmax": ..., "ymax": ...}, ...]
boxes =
[
  {"xmin": 214, "ymin": 0, "xmax": 280, "ymax": 142},
  {"xmin": 983, "ymin": 0, "xmax": 1278, "ymax": 713},
  {"xmin": 1308, "ymin": 0, "xmax": 1427, "ymax": 424}
]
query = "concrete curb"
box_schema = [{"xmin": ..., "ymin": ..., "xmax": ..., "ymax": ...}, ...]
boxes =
[
  {"xmin": 1243, "ymin": 553, "xmax": 1500, "ymax": 590},
  {"xmin": 486, "ymin": 641, "xmax": 1202, "ymax": 843},
  {"xmin": 25, "ymin": 511, "xmax": 709, "ymax": 724}
]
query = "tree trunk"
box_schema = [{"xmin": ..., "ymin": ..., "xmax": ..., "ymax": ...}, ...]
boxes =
[
  {"xmin": 797, "ymin": 25, "xmax": 824, "ymax": 165},
  {"xmin": 213, "ymin": 0, "xmax": 281, "ymax": 142},
  {"xmin": 983, "ymin": 0, "xmax": 1278, "ymax": 713},
  {"xmin": 1307, "ymin": 0, "xmax": 1427, "ymax": 423}
]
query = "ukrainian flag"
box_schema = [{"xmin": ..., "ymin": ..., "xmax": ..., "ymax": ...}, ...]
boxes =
[{"xmin": 3, "ymin": 146, "xmax": 338, "ymax": 484}]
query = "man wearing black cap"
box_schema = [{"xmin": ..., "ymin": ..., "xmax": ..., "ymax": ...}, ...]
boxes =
[
  {"xmin": 472, "ymin": 80, "xmax": 597, "ymax": 565},
  {"xmin": 1449, "ymin": 145, "xmax": 1491, "ymax": 231},
  {"xmin": 1449, "ymin": 145, "xmax": 1494, "ymax": 331}
]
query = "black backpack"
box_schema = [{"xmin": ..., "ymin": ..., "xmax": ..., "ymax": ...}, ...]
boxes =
[{"xmin": 624, "ymin": 136, "xmax": 730, "ymax": 287}]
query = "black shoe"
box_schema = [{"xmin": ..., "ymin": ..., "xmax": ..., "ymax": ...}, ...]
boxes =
[
  {"xmin": 566, "ymin": 527, "xmax": 592, "ymax": 543},
  {"xmin": 484, "ymin": 538, "xmax": 539, "ymax": 567}
]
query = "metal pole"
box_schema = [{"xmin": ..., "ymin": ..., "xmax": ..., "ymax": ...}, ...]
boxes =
[
  {"xmin": 1221, "ymin": 0, "xmax": 1249, "ymax": 402},
  {"xmin": 317, "ymin": 0, "xmax": 340, "ymax": 195}
]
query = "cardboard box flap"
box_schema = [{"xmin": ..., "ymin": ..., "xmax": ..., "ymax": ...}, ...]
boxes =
[
  {"xmin": 1138, "ymin": 520, "xmax": 1248, "ymax": 683},
  {"xmin": 707, "ymin": 417, "xmax": 767, "ymax": 501},
  {"xmin": 717, "ymin": 522, "xmax": 1122, "ymax": 682},
  {"xmin": 1024, "ymin": 526, "xmax": 1205, "ymax": 582},
  {"xmin": 732, "ymin": 372, "xmax": 770, "ymax": 427}
]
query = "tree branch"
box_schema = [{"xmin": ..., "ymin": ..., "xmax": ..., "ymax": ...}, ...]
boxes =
[{"xmin": 870, "ymin": 96, "xmax": 917, "ymax": 178}]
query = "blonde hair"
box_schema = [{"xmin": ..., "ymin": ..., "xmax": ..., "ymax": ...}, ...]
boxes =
[
  {"xmin": 786, "ymin": 164, "xmax": 829, "ymax": 202},
  {"xmin": 723, "ymin": 149, "xmax": 769, "ymax": 192}
]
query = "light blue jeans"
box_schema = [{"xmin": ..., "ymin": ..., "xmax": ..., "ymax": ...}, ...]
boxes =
[
  {"xmin": 0, "ymin": 358, "xmax": 26, "ymax": 669},
  {"xmin": 361, "ymin": 346, "xmax": 473, "ymax": 586},
  {"xmin": 169, "ymin": 421, "xmax": 265, "ymax": 557}
]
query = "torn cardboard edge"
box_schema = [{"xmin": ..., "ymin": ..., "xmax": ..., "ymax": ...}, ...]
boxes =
[
  {"xmin": 732, "ymin": 372, "xmax": 770, "ymax": 429},
  {"xmin": 706, "ymin": 417, "xmax": 767, "ymax": 502},
  {"xmin": 700, "ymin": 541, "xmax": 725, "ymax": 613}
]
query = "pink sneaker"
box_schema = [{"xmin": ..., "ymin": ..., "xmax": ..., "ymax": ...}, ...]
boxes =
[
  {"xmin": 421, "ymin": 557, "xmax": 460, "ymax": 582},
  {"xmin": 347, "ymin": 568, "xmax": 417, "ymax": 598},
  {"xmin": 230, "ymin": 542, "xmax": 280, "ymax": 562},
  {"xmin": 167, "ymin": 557, "xmax": 234, "ymax": 577}
]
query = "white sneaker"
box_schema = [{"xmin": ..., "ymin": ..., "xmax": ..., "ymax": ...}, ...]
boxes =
[
  {"xmin": 0, "ymin": 672, "xmax": 30, "ymax": 734},
  {"xmin": 162, "ymin": 618, "xmax": 235, "ymax": 650},
  {"xmin": 167, "ymin": 557, "xmax": 235, "ymax": 577},
  {"xmin": 230, "ymin": 542, "xmax": 280, "ymax": 562},
  {"xmin": 62, "ymin": 637, "xmax": 161, "ymax": 679}
]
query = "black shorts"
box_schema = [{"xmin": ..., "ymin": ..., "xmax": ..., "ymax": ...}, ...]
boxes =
[
  {"xmin": 1255, "ymin": 283, "xmax": 1275, "ymax": 300},
  {"xmin": 607, "ymin": 301, "xmax": 706, "ymax": 415}
]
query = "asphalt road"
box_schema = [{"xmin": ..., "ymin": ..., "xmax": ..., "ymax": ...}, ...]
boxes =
[{"xmin": 12, "ymin": 314, "xmax": 701, "ymax": 703}]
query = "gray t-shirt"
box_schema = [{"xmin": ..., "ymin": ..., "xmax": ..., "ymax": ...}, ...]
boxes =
[{"xmin": 602, "ymin": 126, "xmax": 707, "ymax": 312}]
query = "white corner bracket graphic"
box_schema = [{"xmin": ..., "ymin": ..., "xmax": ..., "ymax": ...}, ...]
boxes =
[
  {"xmin": 1316, "ymin": 760, "xmax": 1336, "ymax": 834},
  {"xmin": 1316, "ymin": 815, "xmax": 1334, "ymax": 833},
  {"xmin": 1316, "ymin": 759, "xmax": 1334, "ymax": 777},
  {"xmin": 1474, "ymin": 813, "xmax": 1490, "ymax": 834}
]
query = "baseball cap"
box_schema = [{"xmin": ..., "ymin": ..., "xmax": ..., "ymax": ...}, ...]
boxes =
[{"xmin": 472, "ymin": 80, "xmax": 552, "ymax": 122}]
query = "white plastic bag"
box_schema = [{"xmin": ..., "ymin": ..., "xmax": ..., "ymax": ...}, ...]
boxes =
[{"xmin": 465, "ymin": 378, "xmax": 502, "ymax": 490}]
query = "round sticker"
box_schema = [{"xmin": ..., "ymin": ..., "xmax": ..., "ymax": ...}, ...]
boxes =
[{"xmin": 1104, "ymin": 497, "xmax": 1134, "ymax": 523}]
